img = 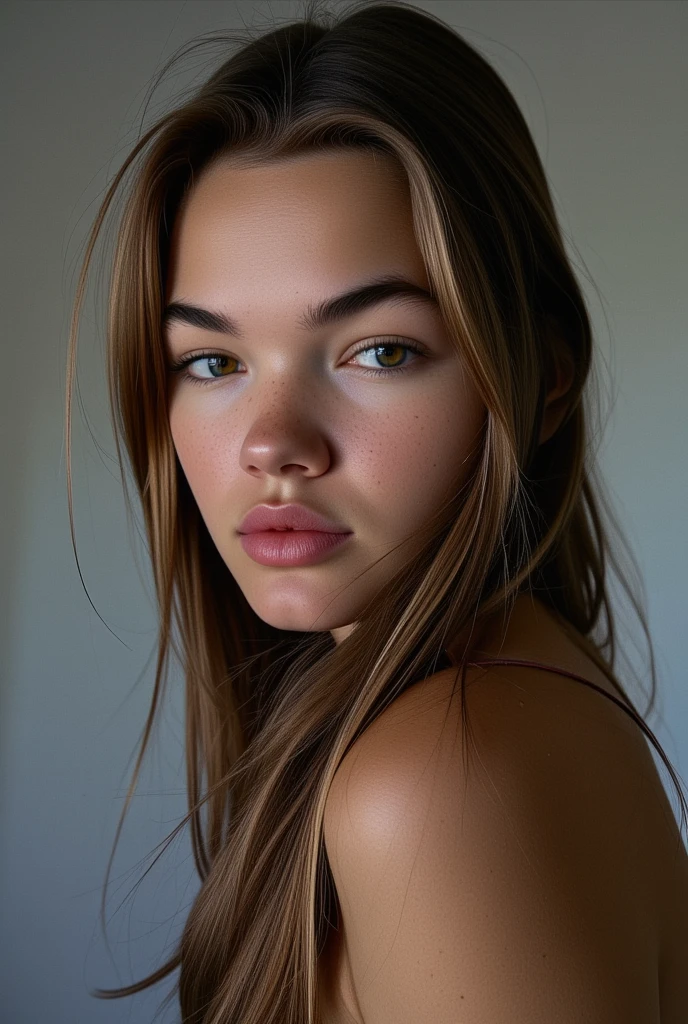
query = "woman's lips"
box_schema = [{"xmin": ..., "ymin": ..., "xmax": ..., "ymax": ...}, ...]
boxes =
[{"xmin": 239, "ymin": 529, "xmax": 352, "ymax": 566}]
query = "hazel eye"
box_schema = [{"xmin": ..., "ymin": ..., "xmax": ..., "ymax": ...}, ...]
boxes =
[
  {"xmin": 167, "ymin": 351, "xmax": 242, "ymax": 384},
  {"xmin": 347, "ymin": 337, "xmax": 426, "ymax": 376},
  {"xmin": 352, "ymin": 343, "xmax": 407, "ymax": 369},
  {"xmin": 191, "ymin": 354, "xmax": 239, "ymax": 378}
]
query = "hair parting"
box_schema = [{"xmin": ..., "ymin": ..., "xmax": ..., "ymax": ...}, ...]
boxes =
[{"xmin": 66, "ymin": 2, "xmax": 687, "ymax": 1022}]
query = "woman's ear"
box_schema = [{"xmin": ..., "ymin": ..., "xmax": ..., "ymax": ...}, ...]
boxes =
[{"xmin": 538, "ymin": 331, "xmax": 576, "ymax": 445}]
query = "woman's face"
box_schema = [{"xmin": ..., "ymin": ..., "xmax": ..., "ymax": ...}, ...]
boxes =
[{"xmin": 164, "ymin": 148, "xmax": 485, "ymax": 643}]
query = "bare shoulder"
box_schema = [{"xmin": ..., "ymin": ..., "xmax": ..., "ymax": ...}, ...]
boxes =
[{"xmin": 323, "ymin": 661, "xmax": 667, "ymax": 1024}]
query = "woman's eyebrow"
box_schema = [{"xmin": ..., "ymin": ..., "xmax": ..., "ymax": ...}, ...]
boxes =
[{"xmin": 162, "ymin": 274, "xmax": 439, "ymax": 339}]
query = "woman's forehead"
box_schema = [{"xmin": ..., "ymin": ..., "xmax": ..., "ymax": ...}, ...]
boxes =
[{"xmin": 166, "ymin": 151, "xmax": 428, "ymax": 313}]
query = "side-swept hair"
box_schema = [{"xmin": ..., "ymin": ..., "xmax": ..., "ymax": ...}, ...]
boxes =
[{"xmin": 65, "ymin": 2, "xmax": 687, "ymax": 1021}]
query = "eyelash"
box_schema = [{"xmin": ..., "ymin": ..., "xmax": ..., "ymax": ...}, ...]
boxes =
[{"xmin": 167, "ymin": 337, "xmax": 427, "ymax": 387}]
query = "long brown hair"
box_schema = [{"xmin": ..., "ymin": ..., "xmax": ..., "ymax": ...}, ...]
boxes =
[{"xmin": 65, "ymin": 2, "xmax": 687, "ymax": 1021}]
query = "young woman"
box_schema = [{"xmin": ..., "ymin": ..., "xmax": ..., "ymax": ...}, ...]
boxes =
[{"xmin": 67, "ymin": 1, "xmax": 687, "ymax": 1021}]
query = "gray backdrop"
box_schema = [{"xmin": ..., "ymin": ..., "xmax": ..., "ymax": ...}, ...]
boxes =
[{"xmin": 1, "ymin": 2, "xmax": 686, "ymax": 1021}]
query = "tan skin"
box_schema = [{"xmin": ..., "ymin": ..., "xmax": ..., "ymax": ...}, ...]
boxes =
[
  {"xmin": 164, "ymin": 148, "xmax": 570, "ymax": 645},
  {"xmin": 163, "ymin": 150, "xmax": 686, "ymax": 1021},
  {"xmin": 318, "ymin": 594, "xmax": 688, "ymax": 1024}
]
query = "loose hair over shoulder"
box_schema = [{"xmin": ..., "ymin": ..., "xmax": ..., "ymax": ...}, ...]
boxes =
[{"xmin": 65, "ymin": 2, "xmax": 687, "ymax": 1022}]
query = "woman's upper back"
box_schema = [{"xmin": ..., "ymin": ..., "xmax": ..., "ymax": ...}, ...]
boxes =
[{"xmin": 318, "ymin": 596, "xmax": 688, "ymax": 1023}]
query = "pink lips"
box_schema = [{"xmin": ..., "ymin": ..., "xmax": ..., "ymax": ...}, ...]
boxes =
[
  {"xmin": 237, "ymin": 503, "xmax": 353, "ymax": 567},
  {"xmin": 238, "ymin": 503, "xmax": 350, "ymax": 534}
]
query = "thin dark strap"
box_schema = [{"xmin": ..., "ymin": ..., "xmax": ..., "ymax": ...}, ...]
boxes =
[
  {"xmin": 463, "ymin": 657, "xmax": 642, "ymax": 729},
  {"xmin": 465, "ymin": 657, "xmax": 600, "ymax": 690}
]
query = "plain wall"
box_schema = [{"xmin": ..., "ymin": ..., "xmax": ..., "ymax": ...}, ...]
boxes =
[{"xmin": 1, "ymin": 1, "xmax": 686, "ymax": 1021}]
